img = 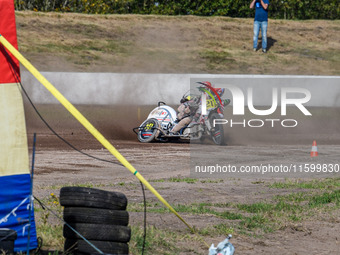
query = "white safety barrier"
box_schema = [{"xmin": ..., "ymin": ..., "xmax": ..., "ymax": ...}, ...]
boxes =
[{"xmin": 22, "ymin": 72, "xmax": 340, "ymax": 107}]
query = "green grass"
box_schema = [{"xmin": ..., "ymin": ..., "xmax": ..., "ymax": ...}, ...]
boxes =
[
  {"xmin": 129, "ymin": 202, "xmax": 243, "ymax": 220},
  {"xmin": 240, "ymin": 214, "xmax": 273, "ymax": 233},
  {"xmin": 151, "ymin": 177, "xmax": 198, "ymax": 184},
  {"xmin": 237, "ymin": 202, "xmax": 274, "ymax": 213},
  {"xmin": 309, "ymin": 190, "xmax": 340, "ymax": 207},
  {"xmin": 210, "ymin": 224, "xmax": 235, "ymax": 236},
  {"xmin": 269, "ymin": 178, "xmax": 340, "ymax": 190},
  {"xmin": 200, "ymin": 179, "xmax": 224, "ymax": 183},
  {"xmin": 34, "ymin": 193, "xmax": 64, "ymax": 251},
  {"xmin": 36, "ymin": 224, "xmax": 64, "ymax": 251},
  {"xmin": 33, "ymin": 178, "xmax": 340, "ymax": 251},
  {"xmin": 151, "ymin": 177, "xmax": 224, "ymax": 184},
  {"xmin": 275, "ymin": 192, "xmax": 309, "ymax": 203},
  {"xmin": 129, "ymin": 225, "xmax": 182, "ymax": 255},
  {"xmin": 129, "ymin": 184, "xmax": 340, "ymax": 238}
]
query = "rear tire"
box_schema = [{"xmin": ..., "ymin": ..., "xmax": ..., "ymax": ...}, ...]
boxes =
[
  {"xmin": 209, "ymin": 113, "xmax": 225, "ymax": 145},
  {"xmin": 137, "ymin": 118, "xmax": 159, "ymax": 143}
]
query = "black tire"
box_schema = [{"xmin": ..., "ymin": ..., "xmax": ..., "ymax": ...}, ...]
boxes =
[
  {"xmin": 64, "ymin": 239, "xmax": 128, "ymax": 255},
  {"xmin": 209, "ymin": 113, "xmax": 225, "ymax": 145},
  {"xmin": 63, "ymin": 207, "xmax": 129, "ymax": 226},
  {"xmin": 63, "ymin": 223, "xmax": 131, "ymax": 242},
  {"xmin": 60, "ymin": 187, "xmax": 127, "ymax": 210},
  {"xmin": 137, "ymin": 118, "xmax": 159, "ymax": 143},
  {"xmin": 0, "ymin": 229, "xmax": 17, "ymax": 254}
]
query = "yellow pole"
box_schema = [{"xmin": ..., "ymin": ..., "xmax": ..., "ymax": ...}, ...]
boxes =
[{"xmin": 0, "ymin": 35, "xmax": 208, "ymax": 247}]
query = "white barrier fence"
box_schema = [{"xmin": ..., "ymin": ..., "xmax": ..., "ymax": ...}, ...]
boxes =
[{"xmin": 22, "ymin": 72, "xmax": 340, "ymax": 107}]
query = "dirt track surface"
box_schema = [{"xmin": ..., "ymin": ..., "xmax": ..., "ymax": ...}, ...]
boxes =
[{"xmin": 31, "ymin": 126, "xmax": 340, "ymax": 254}]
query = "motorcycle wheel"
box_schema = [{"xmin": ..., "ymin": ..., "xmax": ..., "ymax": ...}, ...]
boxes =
[
  {"xmin": 137, "ymin": 118, "xmax": 159, "ymax": 143},
  {"xmin": 209, "ymin": 113, "xmax": 225, "ymax": 145}
]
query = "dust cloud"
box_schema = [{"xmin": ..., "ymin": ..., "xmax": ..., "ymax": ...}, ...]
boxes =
[{"xmin": 24, "ymin": 99, "xmax": 340, "ymax": 146}]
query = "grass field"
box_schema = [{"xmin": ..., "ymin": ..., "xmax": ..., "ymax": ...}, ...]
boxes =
[
  {"xmin": 34, "ymin": 177, "xmax": 340, "ymax": 254},
  {"xmin": 16, "ymin": 12, "xmax": 340, "ymax": 75}
]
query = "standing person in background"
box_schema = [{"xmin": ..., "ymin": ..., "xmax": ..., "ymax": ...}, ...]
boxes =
[{"xmin": 250, "ymin": 0, "xmax": 269, "ymax": 53}]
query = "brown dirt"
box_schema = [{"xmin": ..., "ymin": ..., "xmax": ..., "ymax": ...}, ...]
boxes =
[
  {"xmin": 32, "ymin": 138, "xmax": 340, "ymax": 255},
  {"xmin": 29, "ymin": 104, "xmax": 340, "ymax": 255}
]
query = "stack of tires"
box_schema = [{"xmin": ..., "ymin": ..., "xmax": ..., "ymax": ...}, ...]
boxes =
[{"xmin": 60, "ymin": 187, "xmax": 130, "ymax": 255}]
